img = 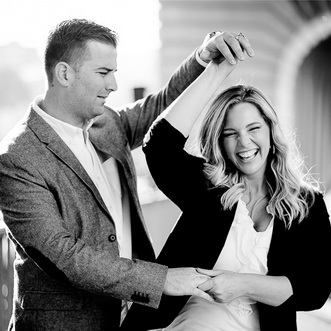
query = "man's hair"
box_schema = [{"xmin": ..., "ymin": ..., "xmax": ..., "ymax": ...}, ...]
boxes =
[{"xmin": 44, "ymin": 18, "xmax": 118, "ymax": 83}]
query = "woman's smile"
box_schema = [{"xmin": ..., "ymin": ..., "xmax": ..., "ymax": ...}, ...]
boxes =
[{"xmin": 237, "ymin": 148, "xmax": 259, "ymax": 161}]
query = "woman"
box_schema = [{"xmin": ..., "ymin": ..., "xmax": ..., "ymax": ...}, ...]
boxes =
[{"xmin": 122, "ymin": 58, "xmax": 331, "ymax": 330}]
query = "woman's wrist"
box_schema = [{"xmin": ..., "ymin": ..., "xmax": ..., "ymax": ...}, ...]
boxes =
[{"xmin": 242, "ymin": 274, "xmax": 293, "ymax": 306}]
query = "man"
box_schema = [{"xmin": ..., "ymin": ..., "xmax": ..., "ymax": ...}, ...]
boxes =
[{"xmin": 0, "ymin": 19, "xmax": 253, "ymax": 330}]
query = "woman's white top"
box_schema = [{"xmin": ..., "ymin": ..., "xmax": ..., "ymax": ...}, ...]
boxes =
[{"xmin": 164, "ymin": 199, "xmax": 274, "ymax": 331}]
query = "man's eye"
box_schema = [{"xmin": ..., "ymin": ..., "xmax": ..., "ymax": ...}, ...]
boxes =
[{"xmin": 98, "ymin": 72, "xmax": 108, "ymax": 76}]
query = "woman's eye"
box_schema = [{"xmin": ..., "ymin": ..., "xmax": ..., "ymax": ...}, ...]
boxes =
[
  {"xmin": 223, "ymin": 132, "xmax": 236, "ymax": 138},
  {"xmin": 249, "ymin": 126, "xmax": 260, "ymax": 132}
]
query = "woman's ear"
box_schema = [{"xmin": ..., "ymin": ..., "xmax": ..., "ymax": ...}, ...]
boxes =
[
  {"xmin": 54, "ymin": 62, "xmax": 75, "ymax": 87},
  {"xmin": 269, "ymin": 144, "xmax": 276, "ymax": 155}
]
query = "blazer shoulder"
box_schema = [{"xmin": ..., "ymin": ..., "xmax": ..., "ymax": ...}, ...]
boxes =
[{"xmin": 0, "ymin": 121, "xmax": 31, "ymax": 156}]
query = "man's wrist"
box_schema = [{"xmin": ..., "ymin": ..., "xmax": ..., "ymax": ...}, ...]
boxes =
[
  {"xmin": 196, "ymin": 31, "xmax": 224, "ymax": 67},
  {"xmin": 195, "ymin": 49, "xmax": 209, "ymax": 67}
]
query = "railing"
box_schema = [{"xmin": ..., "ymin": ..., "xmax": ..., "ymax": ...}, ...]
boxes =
[{"xmin": 0, "ymin": 227, "xmax": 15, "ymax": 331}]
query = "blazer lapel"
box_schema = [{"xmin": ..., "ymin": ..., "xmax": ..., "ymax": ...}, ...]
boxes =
[
  {"xmin": 266, "ymin": 215, "xmax": 288, "ymax": 275},
  {"xmin": 157, "ymin": 188, "xmax": 236, "ymax": 270},
  {"xmin": 205, "ymin": 202, "xmax": 237, "ymax": 269},
  {"xmin": 90, "ymin": 110, "xmax": 143, "ymax": 216},
  {"xmin": 27, "ymin": 108, "xmax": 110, "ymax": 217}
]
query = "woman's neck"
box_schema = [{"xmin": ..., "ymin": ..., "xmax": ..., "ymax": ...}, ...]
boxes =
[{"xmin": 242, "ymin": 178, "xmax": 269, "ymax": 204}]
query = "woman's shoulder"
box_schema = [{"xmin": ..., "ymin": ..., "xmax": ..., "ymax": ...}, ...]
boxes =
[
  {"xmin": 299, "ymin": 189, "xmax": 330, "ymax": 226},
  {"xmin": 207, "ymin": 185, "xmax": 228, "ymax": 197},
  {"xmin": 300, "ymin": 188, "xmax": 324, "ymax": 207}
]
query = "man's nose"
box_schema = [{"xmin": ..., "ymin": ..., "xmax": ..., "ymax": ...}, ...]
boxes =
[{"xmin": 106, "ymin": 74, "xmax": 118, "ymax": 92}]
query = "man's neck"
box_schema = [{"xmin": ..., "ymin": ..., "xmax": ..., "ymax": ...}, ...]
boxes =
[{"xmin": 40, "ymin": 91, "xmax": 85, "ymax": 129}]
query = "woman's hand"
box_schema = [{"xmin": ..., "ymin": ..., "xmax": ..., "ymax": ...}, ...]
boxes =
[
  {"xmin": 164, "ymin": 267, "xmax": 214, "ymax": 302},
  {"xmin": 196, "ymin": 268, "xmax": 247, "ymax": 303},
  {"xmin": 199, "ymin": 31, "xmax": 255, "ymax": 64},
  {"xmin": 197, "ymin": 268, "xmax": 293, "ymax": 306}
]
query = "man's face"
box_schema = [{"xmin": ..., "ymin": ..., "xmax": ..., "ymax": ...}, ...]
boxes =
[{"xmin": 67, "ymin": 41, "xmax": 118, "ymax": 127}]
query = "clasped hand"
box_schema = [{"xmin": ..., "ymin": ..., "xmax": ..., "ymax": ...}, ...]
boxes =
[
  {"xmin": 164, "ymin": 267, "xmax": 214, "ymax": 302},
  {"xmin": 164, "ymin": 267, "xmax": 247, "ymax": 303},
  {"xmin": 197, "ymin": 268, "xmax": 247, "ymax": 303},
  {"xmin": 199, "ymin": 31, "xmax": 254, "ymax": 65}
]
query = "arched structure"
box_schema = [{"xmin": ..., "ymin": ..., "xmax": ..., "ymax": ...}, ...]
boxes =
[
  {"xmin": 276, "ymin": 14, "xmax": 331, "ymax": 190},
  {"xmin": 276, "ymin": 14, "xmax": 331, "ymax": 128}
]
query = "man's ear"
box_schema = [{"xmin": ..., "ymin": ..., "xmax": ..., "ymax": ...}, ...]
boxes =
[{"xmin": 54, "ymin": 62, "xmax": 75, "ymax": 87}]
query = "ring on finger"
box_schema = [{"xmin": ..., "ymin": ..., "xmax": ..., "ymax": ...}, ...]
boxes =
[
  {"xmin": 235, "ymin": 32, "xmax": 246, "ymax": 41},
  {"xmin": 208, "ymin": 31, "xmax": 224, "ymax": 39}
]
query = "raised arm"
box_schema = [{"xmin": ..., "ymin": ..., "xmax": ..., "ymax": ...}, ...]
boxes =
[
  {"xmin": 112, "ymin": 31, "xmax": 253, "ymax": 150},
  {"xmin": 160, "ymin": 59, "xmax": 238, "ymax": 137}
]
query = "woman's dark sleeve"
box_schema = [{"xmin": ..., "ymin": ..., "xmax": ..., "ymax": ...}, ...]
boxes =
[
  {"xmin": 287, "ymin": 192, "xmax": 331, "ymax": 311},
  {"xmin": 258, "ymin": 193, "xmax": 331, "ymax": 330},
  {"xmin": 267, "ymin": 192, "xmax": 331, "ymax": 313},
  {"xmin": 142, "ymin": 118, "xmax": 207, "ymax": 211}
]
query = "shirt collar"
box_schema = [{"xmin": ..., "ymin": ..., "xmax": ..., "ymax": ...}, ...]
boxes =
[{"xmin": 32, "ymin": 96, "xmax": 94, "ymax": 144}]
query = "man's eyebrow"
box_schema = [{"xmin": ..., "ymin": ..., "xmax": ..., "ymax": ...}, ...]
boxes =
[{"xmin": 96, "ymin": 67, "xmax": 117, "ymax": 72}]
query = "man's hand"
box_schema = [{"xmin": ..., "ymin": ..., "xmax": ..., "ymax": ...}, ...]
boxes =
[
  {"xmin": 196, "ymin": 268, "xmax": 246, "ymax": 303},
  {"xmin": 197, "ymin": 268, "xmax": 293, "ymax": 306},
  {"xmin": 198, "ymin": 31, "xmax": 254, "ymax": 65},
  {"xmin": 163, "ymin": 267, "xmax": 213, "ymax": 302}
]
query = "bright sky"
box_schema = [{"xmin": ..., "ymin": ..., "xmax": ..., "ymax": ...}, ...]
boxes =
[
  {"xmin": 0, "ymin": 0, "xmax": 162, "ymax": 108},
  {"xmin": 0, "ymin": 0, "xmax": 161, "ymax": 55}
]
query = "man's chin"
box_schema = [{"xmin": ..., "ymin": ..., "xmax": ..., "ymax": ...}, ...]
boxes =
[{"xmin": 96, "ymin": 105, "xmax": 106, "ymax": 114}]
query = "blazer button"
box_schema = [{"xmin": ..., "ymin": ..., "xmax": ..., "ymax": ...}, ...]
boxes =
[{"xmin": 108, "ymin": 234, "xmax": 116, "ymax": 242}]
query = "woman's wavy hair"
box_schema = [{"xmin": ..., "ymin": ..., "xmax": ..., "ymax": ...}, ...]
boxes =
[{"xmin": 198, "ymin": 85, "xmax": 320, "ymax": 227}]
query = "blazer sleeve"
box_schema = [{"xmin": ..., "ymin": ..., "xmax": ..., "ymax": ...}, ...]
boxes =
[
  {"xmin": 286, "ymin": 192, "xmax": 331, "ymax": 311},
  {"xmin": 0, "ymin": 151, "xmax": 167, "ymax": 309},
  {"xmin": 115, "ymin": 49, "xmax": 205, "ymax": 150},
  {"xmin": 258, "ymin": 193, "xmax": 331, "ymax": 329},
  {"xmin": 142, "ymin": 118, "xmax": 208, "ymax": 211},
  {"xmin": 268, "ymin": 192, "xmax": 331, "ymax": 312}
]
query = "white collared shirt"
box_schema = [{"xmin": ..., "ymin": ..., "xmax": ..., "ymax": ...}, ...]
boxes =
[{"xmin": 33, "ymin": 96, "xmax": 131, "ymax": 258}]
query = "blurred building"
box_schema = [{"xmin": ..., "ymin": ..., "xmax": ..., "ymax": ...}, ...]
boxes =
[{"xmin": 158, "ymin": 0, "xmax": 331, "ymax": 192}]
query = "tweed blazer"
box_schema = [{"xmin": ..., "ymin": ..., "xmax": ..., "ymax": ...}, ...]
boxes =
[
  {"xmin": 0, "ymin": 51, "xmax": 205, "ymax": 331},
  {"xmin": 121, "ymin": 119, "xmax": 331, "ymax": 331}
]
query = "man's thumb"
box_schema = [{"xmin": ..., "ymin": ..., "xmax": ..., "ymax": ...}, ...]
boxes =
[{"xmin": 196, "ymin": 267, "xmax": 220, "ymax": 277}]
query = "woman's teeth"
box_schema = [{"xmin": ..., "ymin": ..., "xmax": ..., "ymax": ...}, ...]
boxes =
[{"xmin": 237, "ymin": 149, "xmax": 258, "ymax": 161}]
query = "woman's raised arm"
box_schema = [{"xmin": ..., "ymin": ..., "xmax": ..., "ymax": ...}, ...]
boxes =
[{"xmin": 161, "ymin": 59, "xmax": 238, "ymax": 137}]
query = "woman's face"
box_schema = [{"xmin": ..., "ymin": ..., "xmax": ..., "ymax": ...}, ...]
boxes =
[{"xmin": 222, "ymin": 102, "xmax": 271, "ymax": 180}]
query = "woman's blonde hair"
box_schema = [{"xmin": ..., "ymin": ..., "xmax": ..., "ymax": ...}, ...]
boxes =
[{"xmin": 199, "ymin": 85, "xmax": 320, "ymax": 227}]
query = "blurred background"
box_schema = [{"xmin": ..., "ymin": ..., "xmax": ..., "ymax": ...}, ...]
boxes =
[{"xmin": 0, "ymin": 0, "xmax": 331, "ymax": 329}]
